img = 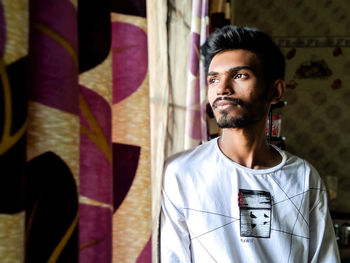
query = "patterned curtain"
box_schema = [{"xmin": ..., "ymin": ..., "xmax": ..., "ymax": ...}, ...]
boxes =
[
  {"xmin": 26, "ymin": 0, "xmax": 79, "ymax": 262},
  {"xmin": 0, "ymin": 0, "xmax": 28, "ymax": 261},
  {"xmin": 1, "ymin": 0, "xmax": 223, "ymax": 262},
  {"xmin": 110, "ymin": 1, "xmax": 151, "ymax": 262},
  {"xmin": 78, "ymin": 0, "xmax": 112, "ymax": 262},
  {"xmin": 0, "ymin": 0, "xmax": 151, "ymax": 262},
  {"xmin": 184, "ymin": 0, "xmax": 209, "ymax": 149}
]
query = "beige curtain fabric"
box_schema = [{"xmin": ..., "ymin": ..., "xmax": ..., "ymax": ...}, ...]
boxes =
[
  {"xmin": 184, "ymin": 0, "xmax": 209, "ymax": 149},
  {"xmin": 166, "ymin": 0, "xmax": 193, "ymax": 156},
  {"xmin": 147, "ymin": 0, "xmax": 169, "ymax": 262},
  {"xmin": 0, "ymin": 0, "xmax": 28, "ymax": 261},
  {"xmin": 148, "ymin": 0, "xmax": 194, "ymax": 262}
]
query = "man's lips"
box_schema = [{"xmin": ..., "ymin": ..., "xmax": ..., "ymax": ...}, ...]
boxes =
[
  {"xmin": 212, "ymin": 97, "xmax": 243, "ymax": 109},
  {"xmin": 216, "ymin": 102, "xmax": 237, "ymax": 110}
]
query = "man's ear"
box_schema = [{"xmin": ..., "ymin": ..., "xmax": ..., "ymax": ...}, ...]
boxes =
[{"xmin": 270, "ymin": 79, "xmax": 286, "ymax": 104}]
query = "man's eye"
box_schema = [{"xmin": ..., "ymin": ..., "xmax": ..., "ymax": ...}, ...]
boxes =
[
  {"xmin": 234, "ymin": 73, "xmax": 248, "ymax": 79},
  {"xmin": 209, "ymin": 78, "xmax": 219, "ymax": 84}
]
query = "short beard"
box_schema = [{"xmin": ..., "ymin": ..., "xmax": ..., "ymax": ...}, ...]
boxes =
[{"xmin": 216, "ymin": 110, "xmax": 256, "ymax": 128}]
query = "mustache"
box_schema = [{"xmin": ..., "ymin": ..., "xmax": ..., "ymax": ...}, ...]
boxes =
[{"xmin": 212, "ymin": 97, "xmax": 243, "ymax": 108}]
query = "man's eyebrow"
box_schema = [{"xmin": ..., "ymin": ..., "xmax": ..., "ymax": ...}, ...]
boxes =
[
  {"xmin": 228, "ymin": 66, "xmax": 256, "ymax": 73},
  {"xmin": 207, "ymin": 71, "xmax": 218, "ymax": 76},
  {"xmin": 207, "ymin": 66, "xmax": 256, "ymax": 77}
]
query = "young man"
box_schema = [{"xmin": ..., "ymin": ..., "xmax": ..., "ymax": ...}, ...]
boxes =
[{"xmin": 160, "ymin": 26, "xmax": 340, "ymax": 262}]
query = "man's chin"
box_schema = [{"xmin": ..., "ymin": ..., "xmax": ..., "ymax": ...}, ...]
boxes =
[
  {"xmin": 214, "ymin": 111, "xmax": 240, "ymax": 128},
  {"xmin": 216, "ymin": 117, "xmax": 247, "ymax": 129}
]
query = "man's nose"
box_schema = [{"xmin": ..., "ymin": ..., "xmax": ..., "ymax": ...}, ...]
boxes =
[{"xmin": 217, "ymin": 78, "xmax": 233, "ymax": 96}]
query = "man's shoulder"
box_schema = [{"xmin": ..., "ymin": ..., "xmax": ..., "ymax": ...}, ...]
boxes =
[
  {"xmin": 165, "ymin": 138, "xmax": 218, "ymax": 172},
  {"xmin": 283, "ymin": 149, "xmax": 318, "ymax": 171},
  {"xmin": 281, "ymin": 149, "xmax": 322, "ymax": 184}
]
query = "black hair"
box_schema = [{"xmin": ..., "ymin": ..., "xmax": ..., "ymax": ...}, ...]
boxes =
[{"xmin": 202, "ymin": 25, "xmax": 285, "ymax": 85}]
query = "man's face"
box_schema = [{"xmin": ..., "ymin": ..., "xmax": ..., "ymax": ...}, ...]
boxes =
[{"xmin": 207, "ymin": 49, "xmax": 271, "ymax": 129}]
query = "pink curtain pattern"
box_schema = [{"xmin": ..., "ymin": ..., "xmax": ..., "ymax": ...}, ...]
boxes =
[
  {"xmin": 111, "ymin": 10, "xmax": 152, "ymax": 262},
  {"xmin": 1, "ymin": 0, "xmax": 151, "ymax": 262},
  {"xmin": 26, "ymin": 0, "xmax": 79, "ymax": 261},
  {"xmin": 79, "ymin": 85, "xmax": 113, "ymax": 262},
  {"xmin": 185, "ymin": 0, "xmax": 209, "ymax": 149}
]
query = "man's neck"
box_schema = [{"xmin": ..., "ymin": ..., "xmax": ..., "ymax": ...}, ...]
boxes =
[{"xmin": 218, "ymin": 124, "xmax": 282, "ymax": 169}]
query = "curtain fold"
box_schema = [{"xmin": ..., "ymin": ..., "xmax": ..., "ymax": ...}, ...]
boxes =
[
  {"xmin": 147, "ymin": 0, "xmax": 169, "ymax": 261},
  {"xmin": 148, "ymin": 0, "xmax": 210, "ymax": 262},
  {"xmin": 26, "ymin": 0, "xmax": 79, "ymax": 261},
  {"xmin": 78, "ymin": 0, "xmax": 112, "ymax": 261},
  {"xmin": 184, "ymin": 0, "xmax": 209, "ymax": 149},
  {"xmin": 0, "ymin": 2, "xmax": 27, "ymax": 262},
  {"xmin": 110, "ymin": 4, "xmax": 152, "ymax": 261}
]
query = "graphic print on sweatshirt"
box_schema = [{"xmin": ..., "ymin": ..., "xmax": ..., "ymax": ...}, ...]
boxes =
[{"xmin": 238, "ymin": 189, "xmax": 272, "ymax": 238}]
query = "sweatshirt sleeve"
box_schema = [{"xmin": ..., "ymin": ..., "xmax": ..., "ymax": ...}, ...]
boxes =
[
  {"xmin": 308, "ymin": 171, "xmax": 340, "ymax": 263},
  {"xmin": 160, "ymin": 164, "xmax": 192, "ymax": 263}
]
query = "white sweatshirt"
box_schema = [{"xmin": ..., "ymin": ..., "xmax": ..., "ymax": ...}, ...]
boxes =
[{"xmin": 160, "ymin": 137, "xmax": 340, "ymax": 263}]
